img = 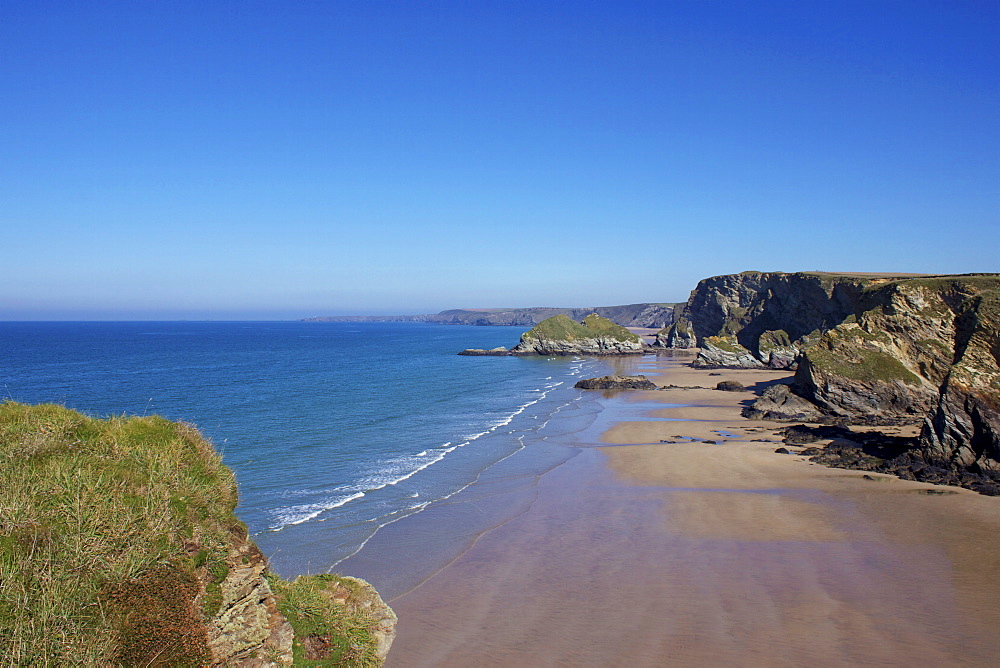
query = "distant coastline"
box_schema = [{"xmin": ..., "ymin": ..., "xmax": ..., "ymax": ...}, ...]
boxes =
[{"xmin": 302, "ymin": 303, "xmax": 678, "ymax": 329}]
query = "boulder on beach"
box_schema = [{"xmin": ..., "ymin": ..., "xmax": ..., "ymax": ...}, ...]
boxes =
[
  {"xmin": 574, "ymin": 375, "xmax": 657, "ymax": 390},
  {"xmin": 742, "ymin": 383, "xmax": 826, "ymax": 422},
  {"xmin": 714, "ymin": 380, "xmax": 746, "ymax": 392}
]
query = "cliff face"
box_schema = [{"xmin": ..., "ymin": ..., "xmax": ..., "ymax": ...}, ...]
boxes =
[
  {"xmin": 916, "ymin": 291, "xmax": 1000, "ymax": 472},
  {"xmin": 208, "ymin": 529, "xmax": 293, "ymax": 664},
  {"xmin": 656, "ymin": 272, "xmax": 867, "ymax": 368},
  {"xmin": 510, "ymin": 313, "xmax": 644, "ymax": 356},
  {"xmin": 791, "ymin": 278, "xmax": 981, "ymax": 420}
]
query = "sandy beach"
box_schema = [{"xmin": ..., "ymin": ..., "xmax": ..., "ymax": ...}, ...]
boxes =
[{"xmin": 384, "ymin": 352, "xmax": 1000, "ymax": 666}]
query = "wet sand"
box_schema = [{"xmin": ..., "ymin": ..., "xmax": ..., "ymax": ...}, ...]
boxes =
[{"xmin": 385, "ymin": 353, "xmax": 1000, "ymax": 666}]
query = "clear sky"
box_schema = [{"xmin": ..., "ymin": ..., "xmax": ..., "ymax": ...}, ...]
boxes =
[{"xmin": 2, "ymin": 1, "xmax": 997, "ymax": 320}]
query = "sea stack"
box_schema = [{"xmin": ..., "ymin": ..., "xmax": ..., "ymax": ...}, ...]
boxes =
[{"xmin": 510, "ymin": 313, "xmax": 644, "ymax": 356}]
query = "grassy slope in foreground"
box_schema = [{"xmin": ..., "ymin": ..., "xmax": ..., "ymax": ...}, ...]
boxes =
[{"xmin": 0, "ymin": 401, "xmax": 389, "ymax": 666}]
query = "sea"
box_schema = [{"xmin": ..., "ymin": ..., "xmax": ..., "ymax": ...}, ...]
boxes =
[{"xmin": 0, "ymin": 321, "xmax": 648, "ymax": 592}]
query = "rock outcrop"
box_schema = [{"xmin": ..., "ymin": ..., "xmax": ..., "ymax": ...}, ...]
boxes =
[
  {"xmin": 685, "ymin": 273, "xmax": 1000, "ymax": 483},
  {"xmin": 714, "ymin": 380, "xmax": 746, "ymax": 392},
  {"xmin": 793, "ymin": 277, "xmax": 997, "ymax": 423},
  {"xmin": 510, "ymin": 314, "xmax": 645, "ymax": 356},
  {"xmin": 207, "ymin": 533, "xmax": 293, "ymax": 665},
  {"xmin": 654, "ymin": 271, "xmax": 869, "ymax": 368},
  {"xmin": 574, "ymin": 375, "xmax": 657, "ymax": 390},
  {"xmin": 916, "ymin": 290, "xmax": 1000, "ymax": 472},
  {"xmin": 777, "ymin": 424, "xmax": 1000, "ymax": 496},
  {"xmin": 457, "ymin": 347, "xmax": 510, "ymax": 356},
  {"xmin": 742, "ymin": 383, "xmax": 825, "ymax": 422},
  {"xmin": 271, "ymin": 574, "xmax": 397, "ymax": 665}
]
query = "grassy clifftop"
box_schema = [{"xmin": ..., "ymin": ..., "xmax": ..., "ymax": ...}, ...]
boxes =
[
  {"xmin": 522, "ymin": 313, "xmax": 640, "ymax": 343},
  {"xmin": 0, "ymin": 402, "xmax": 392, "ymax": 666},
  {"xmin": 1, "ymin": 402, "xmax": 238, "ymax": 664}
]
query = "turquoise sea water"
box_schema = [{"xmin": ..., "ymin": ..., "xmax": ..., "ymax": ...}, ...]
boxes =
[{"xmin": 0, "ymin": 321, "xmax": 634, "ymax": 582}]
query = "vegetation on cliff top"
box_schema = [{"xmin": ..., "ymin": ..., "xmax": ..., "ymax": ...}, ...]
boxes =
[
  {"xmin": 807, "ymin": 345, "xmax": 921, "ymax": 385},
  {"xmin": 703, "ymin": 335, "xmax": 743, "ymax": 353},
  {"xmin": 0, "ymin": 402, "xmax": 390, "ymax": 665},
  {"xmin": 272, "ymin": 574, "xmax": 390, "ymax": 667},
  {"xmin": 522, "ymin": 313, "xmax": 640, "ymax": 343},
  {"xmin": 0, "ymin": 401, "xmax": 238, "ymax": 663}
]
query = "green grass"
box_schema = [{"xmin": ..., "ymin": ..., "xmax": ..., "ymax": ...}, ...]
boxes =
[
  {"xmin": 0, "ymin": 402, "xmax": 392, "ymax": 666},
  {"xmin": 704, "ymin": 335, "xmax": 742, "ymax": 353},
  {"xmin": 807, "ymin": 346, "xmax": 921, "ymax": 385},
  {"xmin": 523, "ymin": 313, "xmax": 639, "ymax": 343},
  {"xmin": 890, "ymin": 275, "xmax": 1000, "ymax": 291},
  {"xmin": 0, "ymin": 401, "xmax": 240, "ymax": 664},
  {"xmin": 271, "ymin": 574, "xmax": 385, "ymax": 668},
  {"xmin": 916, "ymin": 337, "xmax": 949, "ymax": 352}
]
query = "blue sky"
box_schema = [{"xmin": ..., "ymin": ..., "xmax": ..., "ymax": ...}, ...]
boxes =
[{"xmin": 2, "ymin": 1, "xmax": 997, "ymax": 320}]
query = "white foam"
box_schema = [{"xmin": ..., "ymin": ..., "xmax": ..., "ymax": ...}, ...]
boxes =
[
  {"xmin": 267, "ymin": 444, "xmax": 460, "ymax": 531},
  {"xmin": 269, "ymin": 367, "xmax": 578, "ymax": 535},
  {"xmin": 325, "ymin": 387, "xmax": 582, "ymax": 568},
  {"xmin": 271, "ymin": 490, "xmax": 366, "ymax": 528}
]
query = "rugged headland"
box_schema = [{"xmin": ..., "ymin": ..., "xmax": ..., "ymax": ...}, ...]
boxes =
[
  {"xmin": 0, "ymin": 403, "xmax": 396, "ymax": 666},
  {"xmin": 459, "ymin": 313, "xmax": 645, "ymax": 356},
  {"xmin": 304, "ymin": 303, "xmax": 677, "ymax": 328},
  {"xmin": 654, "ymin": 271, "xmax": 1000, "ymax": 488}
]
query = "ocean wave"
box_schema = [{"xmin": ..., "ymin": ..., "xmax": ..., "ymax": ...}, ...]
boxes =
[
  {"xmin": 266, "ymin": 445, "xmax": 459, "ymax": 531},
  {"xmin": 271, "ymin": 490, "xmax": 367, "ymax": 528},
  {"xmin": 268, "ymin": 365, "xmax": 580, "ymax": 534},
  {"xmin": 325, "ymin": 383, "xmax": 597, "ymax": 569},
  {"xmin": 327, "ymin": 430, "xmax": 536, "ymax": 569}
]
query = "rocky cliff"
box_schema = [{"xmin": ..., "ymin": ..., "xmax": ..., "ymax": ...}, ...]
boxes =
[
  {"xmin": 667, "ymin": 272, "xmax": 1000, "ymax": 480},
  {"xmin": 306, "ymin": 303, "xmax": 677, "ymax": 328},
  {"xmin": 510, "ymin": 313, "xmax": 645, "ymax": 356},
  {"xmin": 916, "ymin": 289, "xmax": 1000, "ymax": 472},
  {"xmin": 655, "ymin": 271, "xmax": 872, "ymax": 368},
  {"xmin": 0, "ymin": 403, "xmax": 395, "ymax": 666},
  {"xmin": 792, "ymin": 276, "xmax": 999, "ymax": 424}
]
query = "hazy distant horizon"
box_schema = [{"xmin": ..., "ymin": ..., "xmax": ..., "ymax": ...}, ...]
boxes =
[{"xmin": 0, "ymin": 301, "xmax": 671, "ymax": 322}]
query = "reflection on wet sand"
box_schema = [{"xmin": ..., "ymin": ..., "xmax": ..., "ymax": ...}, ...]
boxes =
[{"xmin": 385, "ymin": 354, "xmax": 1000, "ymax": 666}]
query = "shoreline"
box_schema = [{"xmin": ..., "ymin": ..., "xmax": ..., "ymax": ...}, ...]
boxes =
[{"xmin": 383, "ymin": 352, "xmax": 1000, "ymax": 666}]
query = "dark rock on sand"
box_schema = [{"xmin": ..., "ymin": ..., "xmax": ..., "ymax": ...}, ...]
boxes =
[
  {"xmin": 743, "ymin": 384, "xmax": 825, "ymax": 422},
  {"xmin": 714, "ymin": 380, "xmax": 746, "ymax": 392},
  {"xmin": 575, "ymin": 375, "xmax": 657, "ymax": 390},
  {"xmin": 781, "ymin": 422, "xmax": 1000, "ymax": 496}
]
